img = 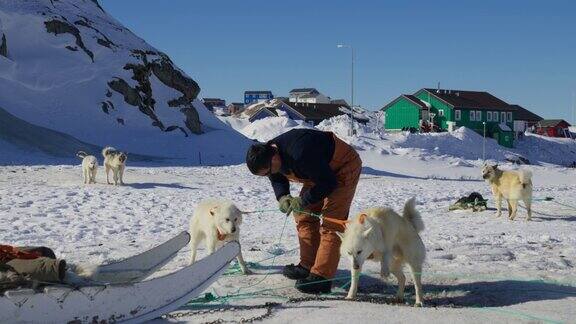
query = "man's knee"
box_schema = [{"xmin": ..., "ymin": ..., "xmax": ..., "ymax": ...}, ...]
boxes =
[{"xmin": 7, "ymin": 258, "xmax": 66, "ymax": 282}]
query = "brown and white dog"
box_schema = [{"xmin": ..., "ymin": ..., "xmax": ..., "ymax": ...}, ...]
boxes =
[
  {"xmin": 102, "ymin": 146, "xmax": 127, "ymax": 185},
  {"xmin": 188, "ymin": 199, "xmax": 251, "ymax": 275},
  {"xmin": 481, "ymin": 164, "xmax": 533, "ymax": 221}
]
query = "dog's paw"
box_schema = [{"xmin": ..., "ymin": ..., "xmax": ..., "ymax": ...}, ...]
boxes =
[
  {"xmin": 414, "ymin": 301, "xmax": 424, "ymax": 307},
  {"xmin": 345, "ymin": 295, "xmax": 355, "ymax": 300}
]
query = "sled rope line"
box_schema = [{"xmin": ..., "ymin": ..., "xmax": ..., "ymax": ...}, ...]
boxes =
[
  {"xmin": 186, "ymin": 274, "xmax": 569, "ymax": 324},
  {"xmin": 228, "ymin": 210, "xmax": 291, "ymax": 295}
]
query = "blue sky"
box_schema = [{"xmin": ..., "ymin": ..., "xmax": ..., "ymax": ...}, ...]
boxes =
[{"xmin": 100, "ymin": 0, "xmax": 576, "ymax": 121}]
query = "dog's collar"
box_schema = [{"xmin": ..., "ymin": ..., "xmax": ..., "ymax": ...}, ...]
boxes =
[{"xmin": 216, "ymin": 228, "xmax": 228, "ymax": 241}]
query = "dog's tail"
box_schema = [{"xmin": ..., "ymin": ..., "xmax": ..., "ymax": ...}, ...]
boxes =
[
  {"xmin": 518, "ymin": 169, "xmax": 532, "ymax": 187},
  {"xmin": 76, "ymin": 151, "xmax": 88, "ymax": 159},
  {"xmin": 403, "ymin": 197, "xmax": 424, "ymax": 233},
  {"xmin": 102, "ymin": 146, "xmax": 115, "ymax": 158}
]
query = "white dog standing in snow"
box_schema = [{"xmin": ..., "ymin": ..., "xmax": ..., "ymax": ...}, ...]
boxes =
[
  {"xmin": 189, "ymin": 199, "xmax": 251, "ymax": 275},
  {"xmin": 76, "ymin": 151, "xmax": 98, "ymax": 184},
  {"xmin": 102, "ymin": 146, "xmax": 127, "ymax": 185},
  {"xmin": 481, "ymin": 164, "xmax": 533, "ymax": 221},
  {"xmin": 338, "ymin": 198, "xmax": 426, "ymax": 306}
]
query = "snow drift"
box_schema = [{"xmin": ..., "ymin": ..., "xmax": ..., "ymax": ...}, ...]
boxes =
[{"xmin": 0, "ymin": 0, "xmax": 250, "ymax": 164}]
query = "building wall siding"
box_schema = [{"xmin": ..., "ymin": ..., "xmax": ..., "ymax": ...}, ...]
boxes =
[
  {"xmin": 384, "ymin": 97, "xmax": 421, "ymax": 129},
  {"xmin": 414, "ymin": 91, "xmax": 452, "ymax": 129}
]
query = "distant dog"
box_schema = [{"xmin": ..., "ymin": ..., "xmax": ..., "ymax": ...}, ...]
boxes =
[
  {"xmin": 481, "ymin": 164, "xmax": 533, "ymax": 220},
  {"xmin": 337, "ymin": 198, "xmax": 425, "ymax": 306},
  {"xmin": 189, "ymin": 199, "xmax": 251, "ymax": 275},
  {"xmin": 76, "ymin": 151, "xmax": 98, "ymax": 184},
  {"xmin": 102, "ymin": 147, "xmax": 127, "ymax": 185}
]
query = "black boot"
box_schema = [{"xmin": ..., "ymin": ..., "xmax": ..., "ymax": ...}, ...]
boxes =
[
  {"xmin": 282, "ymin": 263, "xmax": 310, "ymax": 280},
  {"xmin": 295, "ymin": 273, "xmax": 331, "ymax": 294}
]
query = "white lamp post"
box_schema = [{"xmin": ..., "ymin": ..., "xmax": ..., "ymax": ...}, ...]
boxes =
[
  {"xmin": 482, "ymin": 122, "xmax": 487, "ymax": 161},
  {"xmin": 337, "ymin": 44, "xmax": 355, "ymax": 136}
]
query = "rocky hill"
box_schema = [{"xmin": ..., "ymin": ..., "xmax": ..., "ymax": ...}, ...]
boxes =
[{"xmin": 0, "ymin": 0, "xmax": 249, "ymax": 164}]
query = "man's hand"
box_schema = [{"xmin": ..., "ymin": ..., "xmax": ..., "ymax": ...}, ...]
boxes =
[
  {"xmin": 278, "ymin": 195, "xmax": 303, "ymax": 214},
  {"xmin": 279, "ymin": 195, "xmax": 293, "ymax": 213}
]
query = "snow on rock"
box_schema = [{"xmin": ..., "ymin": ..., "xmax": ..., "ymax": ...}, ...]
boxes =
[{"xmin": 0, "ymin": 0, "xmax": 249, "ymax": 164}]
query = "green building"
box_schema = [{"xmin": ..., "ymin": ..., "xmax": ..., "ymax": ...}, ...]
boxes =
[{"xmin": 381, "ymin": 88, "xmax": 515, "ymax": 148}]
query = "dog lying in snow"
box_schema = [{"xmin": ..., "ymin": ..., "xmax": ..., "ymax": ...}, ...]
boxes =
[
  {"xmin": 102, "ymin": 146, "xmax": 127, "ymax": 186},
  {"xmin": 337, "ymin": 198, "xmax": 425, "ymax": 306},
  {"xmin": 76, "ymin": 151, "xmax": 98, "ymax": 184},
  {"xmin": 189, "ymin": 199, "xmax": 251, "ymax": 275},
  {"xmin": 481, "ymin": 164, "xmax": 533, "ymax": 221}
]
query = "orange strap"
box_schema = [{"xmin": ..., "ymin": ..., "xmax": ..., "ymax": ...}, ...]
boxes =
[
  {"xmin": 0, "ymin": 245, "xmax": 42, "ymax": 263},
  {"xmin": 321, "ymin": 218, "xmax": 350, "ymax": 227}
]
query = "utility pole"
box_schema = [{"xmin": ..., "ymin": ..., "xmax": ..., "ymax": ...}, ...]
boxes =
[{"xmin": 482, "ymin": 122, "xmax": 486, "ymax": 161}]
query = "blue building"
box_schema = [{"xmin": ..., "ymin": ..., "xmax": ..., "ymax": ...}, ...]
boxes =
[{"xmin": 244, "ymin": 90, "xmax": 274, "ymax": 105}]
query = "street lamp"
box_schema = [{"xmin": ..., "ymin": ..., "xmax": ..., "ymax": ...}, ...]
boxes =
[
  {"xmin": 482, "ymin": 122, "xmax": 486, "ymax": 161},
  {"xmin": 337, "ymin": 44, "xmax": 355, "ymax": 136}
]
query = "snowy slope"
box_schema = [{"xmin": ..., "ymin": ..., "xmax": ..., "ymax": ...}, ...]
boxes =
[{"xmin": 0, "ymin": 0, "xmax": 250, "ymax": 163}]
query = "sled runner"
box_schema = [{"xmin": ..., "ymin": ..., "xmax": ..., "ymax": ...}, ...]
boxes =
[{"xmin": 0, "ymin": 237, "xmax": 240, "ymax": 323}]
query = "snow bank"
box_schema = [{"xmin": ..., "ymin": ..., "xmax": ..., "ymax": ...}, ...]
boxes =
[
  {"xmin": 239, "ymin": 116, "xmax": 311, "ymax": 142},
  {"xmin": 394, "ymin": 127, "xmax": 509, "ymax": 161}
]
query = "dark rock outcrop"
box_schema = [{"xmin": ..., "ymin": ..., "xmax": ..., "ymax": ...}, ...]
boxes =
[
  {"xmin": 75, "ymin": 18, "xmax": 116, "ymax": 49},
  {"xmin": 45, "ymin": 19, "xmax": 94, "ymax": 62},
  {"xmin": 108, "ymin": 78, "xmax": 141, "ymax": 107},
  {"xmin": 100, "ymin": 100, "xmax": 115, "ymax": 114},
  {"xmin": 0, "ymin": 34, "xmax": 7, "ymax": 58},
  {"xmin": 106, "ymin": 50, "xmax": 202, "ymax": 135},
  {"xmin": 107, "ymin": 77, "xmax": 165, "ymax": 131},
  {"xmin": 149, "ymin": 54, "xmax": 200, "ymax": 101},
  {"xmin": 181, "ymin": 107, "xmax": 202, "ymax": 134}
]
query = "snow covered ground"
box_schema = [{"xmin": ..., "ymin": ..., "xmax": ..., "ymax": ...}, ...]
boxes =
[{"xmin": 1, "ymin": 148, "xmax": 575, "ymax": 323}]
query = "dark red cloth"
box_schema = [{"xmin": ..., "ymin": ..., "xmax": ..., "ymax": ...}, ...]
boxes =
[{"xmin": 0, "ymin": 245, "xmax": 42, "ymax": 263}]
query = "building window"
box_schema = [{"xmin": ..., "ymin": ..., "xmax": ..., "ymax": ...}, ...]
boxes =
[
  {"xmin": 455, "ymin": 110, "xmax": 461, "ymax": 121},
  {"xmin": 507, "ymin": 112, "xmax": 512, "ymax": 121},
  {"xmin": 438, "ymin": 109, "xmax": 444, "ymax": 117},
  {"xmin": 470, "ymin": 110, "xmax": 476, "ymax": 121},
  {"xmin": 494, "ymin": 111, "xmax": 499, "ymax": 122},
  {"xmin": 501, "ymin": 112, "xmax": 506, "ymax": 122},
  {"xmin": 476, "ymin": 111, "xmax": 482, "ymax": 121},
  {"xmin": 487, "ymin": 111, "xmax": 492, "ymax": 121}
]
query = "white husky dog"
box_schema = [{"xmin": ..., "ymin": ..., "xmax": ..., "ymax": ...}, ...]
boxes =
[
  {"xmin": 189, "ymin": 199, "xmax": 251, "ymax": 275},
  {"xmin": 76, "ymin": 151, "xmax": 98, "ymax": 184},
  {"xmin": 102, "ymin": 146, "xmax": 127, "ymax": 185},
  {"xmin": 481, "ymin": 164, "xmax": 533, "ymax": 221},
  {"xmin": 337, "ymin": 198, "xmax": 425, "ymax": 306}
]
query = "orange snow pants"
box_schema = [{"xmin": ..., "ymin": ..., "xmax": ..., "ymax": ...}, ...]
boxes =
[{"xmin": 286, "ymin": 133, "xmax": 362, "ymax": 279}]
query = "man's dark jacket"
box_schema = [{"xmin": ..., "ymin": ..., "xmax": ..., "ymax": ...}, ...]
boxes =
[{"xmin": 267, "ymin": 129, "xmax": 337, "ymax": 206}]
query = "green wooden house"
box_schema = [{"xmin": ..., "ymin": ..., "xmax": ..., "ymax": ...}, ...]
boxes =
[{"xmin": 381, "ymin": 88, "xmax": 516, "ymax": 147}]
